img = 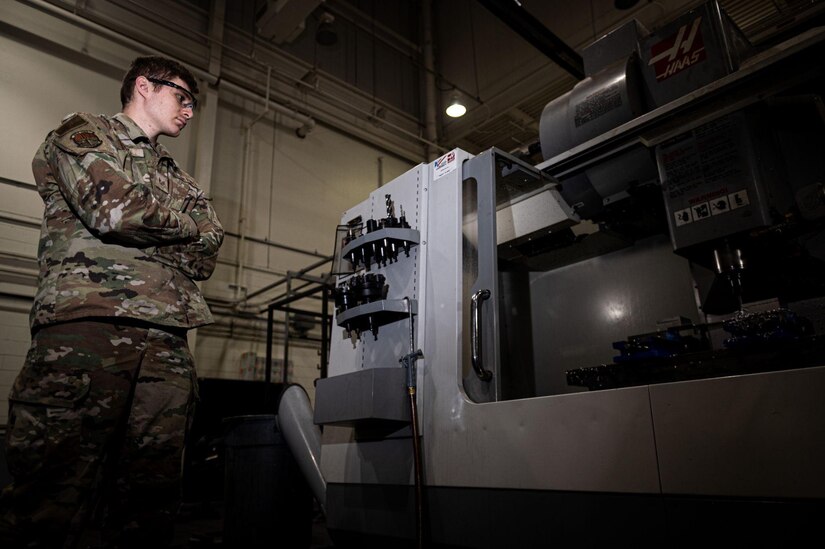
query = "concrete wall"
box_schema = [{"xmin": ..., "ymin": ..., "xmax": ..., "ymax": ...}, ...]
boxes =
[{"xmin": 0, "ymin": 7, "xmax": 413, "ymax": 423}]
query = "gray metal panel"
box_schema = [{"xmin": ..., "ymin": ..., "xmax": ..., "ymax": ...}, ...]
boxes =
[
  {"xmin": 582, "ymin": 19, "xmax": 648, "ymax": 77},
  {"xmin": 329, "ymin": 166, "xmax": 425, "ymax": 376},
  {"xmin": 657, "ymin": 111, "xmax": 774, "ymax": 250},
  {"xmin": 360, "ymin": 246, "xmax": 420, "ymax": 368},
  {"xmin": 321, "ymin": 437, "xmax": 415, "ymax": 485},
  {"xmin": 585, "ymin": 145, "xmax": 659, "ymax": 205},
  {"xmin": 651, "ymin": 366, "xmax": 825, "ymax": 498},
  {"xmin": 426, "ymin": 387, "xmax": 661, "ymax": 493},
  {"xmin": 313, "ymin": 367, "xmax": 410, "ymax": 426},
  {"xmin": 538, "ymin": 90, "xmax": 572, "ymax": 161},
  {"xmin": 529, "ymin": 234, "xmax": 701, "ymax": 396},
  {"xmin": 495, "ymin": 185, "xmax": 578, "ymax": 249}
]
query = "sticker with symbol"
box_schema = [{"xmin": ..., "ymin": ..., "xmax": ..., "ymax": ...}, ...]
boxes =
[
  {"xmin": 692, "ymin": 202, "xmax": 711, "ymax": 220},
  {"xmin": 674, "ymin": 207, "xmax": 693, "ymax": 226},
  {"xmin": 728, "ymin": 190, "xmax": 749, "ymax": 210},
  {"xmin": 710, "ymin": 196, "xmax": 730, "ymax": 215}
]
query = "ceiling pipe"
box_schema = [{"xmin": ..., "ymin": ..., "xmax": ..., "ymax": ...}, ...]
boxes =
[
  {"xmin": 477, "ymin": 0, "xmax": 585, "ymax": 80},
  {"xmin": 221, "ymin": 79, "xmax": 315, "ymax": 137},
  {"xmin": 234, "ymin": 66, "xmax": 273, "ymax": 303},
  {"xmin": 22, "ymin": 0, "xmax": 315, "ymax": 135},
  {"xmin": 422, "ymin": 0, "xmax": 440, "ymax": 161},
  {"xmin": 21, "ymin": 0, "xmax": 443, "ymax": 159}
]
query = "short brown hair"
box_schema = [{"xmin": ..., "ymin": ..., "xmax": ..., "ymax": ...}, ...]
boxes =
[{"xmin": 120, "ymin": 56, "xmax": 199, "ymax": 107}]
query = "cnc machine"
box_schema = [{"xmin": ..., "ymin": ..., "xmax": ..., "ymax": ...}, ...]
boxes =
[{"xmin": 311, "ymin": 3, "xmax": 825, "ymax": 546}]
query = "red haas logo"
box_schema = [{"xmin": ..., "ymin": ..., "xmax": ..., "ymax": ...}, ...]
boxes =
[{"xmin": 649, "ymin": 16, "xmax": 706, "ymax": 81}]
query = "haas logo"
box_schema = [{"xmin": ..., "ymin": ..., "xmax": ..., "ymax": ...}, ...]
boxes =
[{"xmin": 649, "ymin": 16, "xmax": 706, "ymax": 81}]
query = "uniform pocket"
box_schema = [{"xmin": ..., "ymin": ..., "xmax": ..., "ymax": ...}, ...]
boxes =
[
  {"xmin": 6, "ymin": 353, "xmax": 92, "ymax": 477},
  {"xmin": 9, "ymin": 360, "xmax": 91, "ymax": 408}
]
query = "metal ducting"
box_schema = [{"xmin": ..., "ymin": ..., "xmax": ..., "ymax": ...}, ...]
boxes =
[{"xmin": 256, "ymin": 0, "xmax": 324, "ymax": 44}]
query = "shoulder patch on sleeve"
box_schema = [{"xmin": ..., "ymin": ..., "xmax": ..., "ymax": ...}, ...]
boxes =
[
  {"xmin": 50, "ymin": 113, "xmax": 115, "ymax": 156},
  {"xmin": 70, "ymin": 130, "xmax": 102, "ymax": 148}
]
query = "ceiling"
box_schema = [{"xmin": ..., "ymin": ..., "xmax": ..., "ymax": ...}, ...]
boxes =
[
  {"xmin": 245, "ymin": 0, "xmax": 825, "ymax": 163},
  {"xmin": 29, "ymin": 0, "xmax": 825, "ymax": 164},
  {"xmin": 436, "ymin": 0, "xmax": 825, "ymax": 164}
]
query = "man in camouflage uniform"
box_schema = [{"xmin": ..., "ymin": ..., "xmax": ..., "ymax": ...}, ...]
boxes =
[{"xmin": 0, "ymin": 56, "xmax": 223, "ymax": 548}]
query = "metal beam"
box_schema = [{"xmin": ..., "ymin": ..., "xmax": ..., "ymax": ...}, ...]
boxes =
[{"xmin": 477, "ymin": 0, "xmax": 584, "ymax": 80}]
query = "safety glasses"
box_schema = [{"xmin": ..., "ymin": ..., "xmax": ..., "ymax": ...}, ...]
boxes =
[{"xmin": 147, "ymin": 77, "xmax": 198, "ymax": 110}]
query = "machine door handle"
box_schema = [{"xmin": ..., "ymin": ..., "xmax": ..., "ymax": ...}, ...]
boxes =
[{"xmin": 471, "ymin": 289, "xmax": 493, "ymax": 382}]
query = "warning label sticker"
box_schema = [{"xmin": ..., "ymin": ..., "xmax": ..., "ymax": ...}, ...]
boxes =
[
  {"xmin": 675, "ymin": 188, "xmax": 750, "ymax": 227},
  {"xmin": 574, "ymin": 83, "xmax": 622, "ymax": 127},
  {"xmin": 728, "ymin": 190, "xmax": 749, "ymax": 209}
]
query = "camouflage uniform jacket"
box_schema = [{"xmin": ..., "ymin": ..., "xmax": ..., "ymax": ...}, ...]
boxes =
[{"xmin": 30, "ymin": 112, "xmax": 224, "ymax": 331}]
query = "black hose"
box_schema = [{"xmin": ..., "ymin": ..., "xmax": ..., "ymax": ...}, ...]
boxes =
[{"xmin": 409, "ymin": 386, "xmax": 424, "ymax": 549}]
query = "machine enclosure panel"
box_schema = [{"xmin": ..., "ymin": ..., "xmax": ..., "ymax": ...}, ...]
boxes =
[
  {"xmin": 657, "ymin": 111, "xmax": 779, "ymax": 250},
  {"xmin": 329, "ymin": 166, "xmax": 428, "ymax": 379},
  {"xmin": 495, "ymin": 186, "xmax": 578, "ymax": 250},
  {"xmin": 651, "ymin": 366, "xmax": 825, "ymax": 498},
  {"xmin": 313, "ymin": 367, "xmax": 410, "ymax": 427},
  {"xmin": 320, "ymin": 149, "xmax": 825, "ymax": 500}
]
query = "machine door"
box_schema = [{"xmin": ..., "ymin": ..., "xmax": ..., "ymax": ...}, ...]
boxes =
[
  {"xmin": 461, "ymin": 151, "xmax": 502, "ymax": 402},
  {"xmin": 460, "ymin": 149, "xmax": 575, "ymax": 403}
]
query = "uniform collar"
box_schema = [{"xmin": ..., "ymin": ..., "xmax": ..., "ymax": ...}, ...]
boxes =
[
  {"xmin": 113, "ymin": 113, "xmax": 175, "ymax": 164},
  {"xmin": 113, "ymin": 113, "xmax": 150, "ymax": 143}
]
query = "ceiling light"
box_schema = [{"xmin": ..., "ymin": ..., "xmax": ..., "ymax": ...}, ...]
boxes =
[{"xmin": 445, "ymin": 95, "xmax": 467, "ymax": 118}]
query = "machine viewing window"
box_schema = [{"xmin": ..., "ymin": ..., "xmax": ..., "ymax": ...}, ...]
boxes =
[{"xmin": 460, "ymin": 107, "xmax": 825, "ymax": 403}]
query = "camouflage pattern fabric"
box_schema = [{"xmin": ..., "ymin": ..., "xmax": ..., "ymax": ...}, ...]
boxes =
[
  {"xmin": 0, "ymin": 110, "xmax": 222, "ymax": 547},
  {"xmin": 0, "ymin": 320, "xmax": 198, "ymax": 548},
  {"xmin": 29, "ymin": 112, "xmax": 223, "ymax": 331}
]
